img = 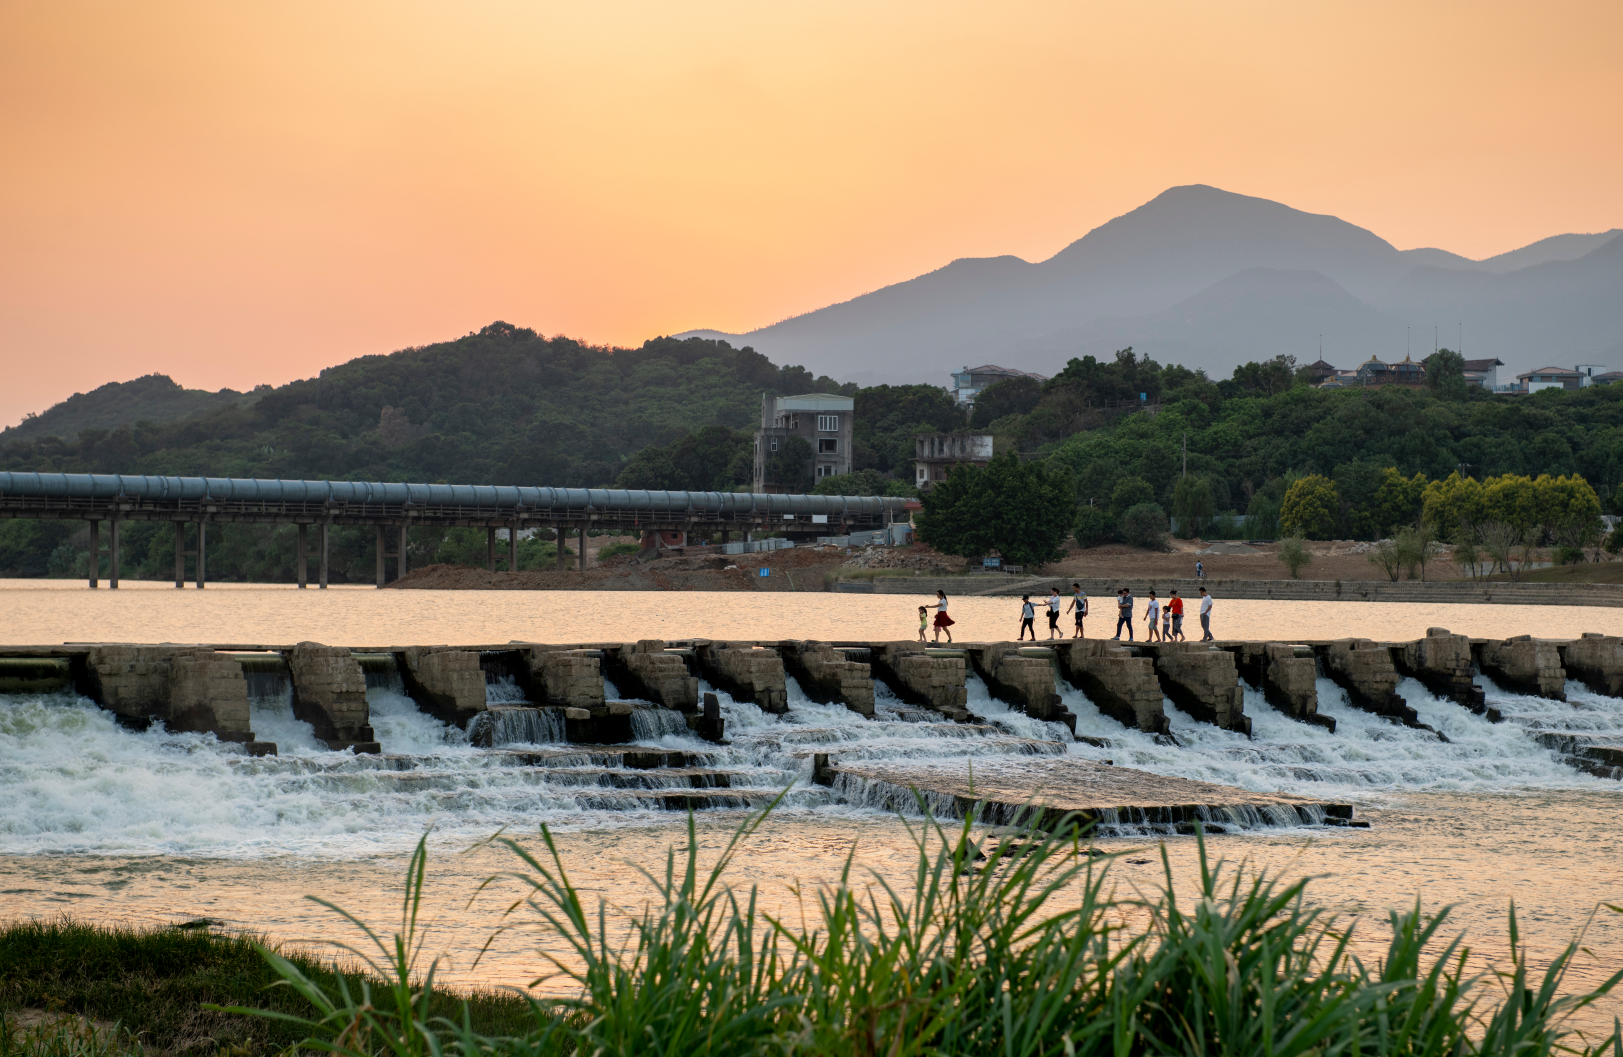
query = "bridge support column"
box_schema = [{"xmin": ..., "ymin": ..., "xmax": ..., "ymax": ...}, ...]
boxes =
[
  {"xmin": 88, "ymin": 520, "xmax": 99, "ymax": 588},
  {"xmin": 556, "ymin": 528, "xmax": 565, "ymax": 571},
  {"xmin": 508, "ymin": 522, "xmax": 518, "ymax": 572},
  {"xmin": 109, "ymin": 517, "xmax": 120, "ymax": 588},
  {"xmin": 174, "ymin": 522, "xmax": 184, "ymax": 588},
  {"xmin": 487, "ymin": 527, "xmax": 495, "ymax": 572},
  {"xmin": 376, "ymin": 526, "xmax": 385, "ymax": 587},
  {"xmin": 579, "ymin": 527, "xmax": 586, "ymax": 571},
  {"xmin": 319, "ymin": 522, "xmax": 329, "ymax": 589},
  {"xmin": 297, "ymin": 524, "xmax": 308, "ymax": 588},
  {"xmin": 398, "ymin": 523, "xmax": 408, "ymax": 582},
  {"xmin": 195, "ymin": 522, "xmax": 206, "ymax": 589}
]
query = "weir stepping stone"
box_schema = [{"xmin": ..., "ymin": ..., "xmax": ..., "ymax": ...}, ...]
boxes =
[
  {"xmin": 871, "ymin": 642, "xmax": 971, "ymax": 721},
  {"xmin": 780, "ymin": 640, "xmax": 875, "ymax": 717},
  {"xmin": 1531, "ymin": 732, "xmax": 1623, "ymax": 780},
  {"xmin": 695, "ymin": 641, "xmax": 788, "ymax": 714},
  {"xmin": 1478, "ymin": 636, "xmax": 1567, "ymax": 701},
  {"xmin": 1556, "ymin": 634, "xmax": 1623, "ymax": 698},
  {"xmin": 1052, "ymin": 640, "xmax": 1168, "ymax": 734},
  {"xmin": 604, "ymin": 640, "xmax": 700, "ymax": 712},
  {"xmin": 1231, "ymin": 643, "xmax": 1332, "ymax": 731},
  {"xmin": 826, "ymin": 757, "xmax": 1360, "ymax": 832}
]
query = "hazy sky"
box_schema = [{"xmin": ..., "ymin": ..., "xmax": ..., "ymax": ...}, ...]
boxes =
[{"xmin": 2, "ymin": 0, "xmax": 1619, "ymax": 427}]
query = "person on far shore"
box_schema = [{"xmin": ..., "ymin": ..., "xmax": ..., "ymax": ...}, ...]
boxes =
[
  {"xmin": 1114, "ymin": 587, "xmax": 1134, "ymax": 641},
  {"xmin": 917, "ymin": 605, "xmax": 929, "ymax": 642},
  {"xmin": 1067, "ymin": 583, "xmax": 1087, "ymax": 639},
  {"xmin": 1046, "ymin": 587, "xmax": 1063, "ymax": 640},
  {"xmin": 1195, "ymin": 560, "xmax": 1205, "ymax": 580},
  {"xmin": 1144, "ymin": 591, "xmax": 1162, "ymax": 642},
  {"xmin": 1198, "ymin": 587, "xmax": 1214, "ymax": 641},
  {"xmin": 1018, "ymin": 595, "xmax": 1037, "ymax": 641},
  {"xmin": 1168, "ymin": 590, "xmax": 1184, "ymax": 641},
  {"xmin": 934, "ymin": 590, "xmax": 955, "ymax": 643}
]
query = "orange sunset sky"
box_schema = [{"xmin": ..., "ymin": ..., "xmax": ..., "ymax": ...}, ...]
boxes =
[{"xmin": 2, "ymin": 0, "xmax": 1619, "ymax": 428}]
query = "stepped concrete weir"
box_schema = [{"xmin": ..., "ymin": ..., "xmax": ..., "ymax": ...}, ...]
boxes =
[
  {"xmin": 398, "ymin": 648, "xmax": 488, "ymax": 727},
  {"xmin": 1150, "ymin": 643, "xmax": 1251, "ymax": 736},
  {"xmin": 72, "ymin": 645, "xmax": 273, "ymax": 754},
  {"xmin": 870, "ymin": 642, "xmax": 971, "ymax": 722},
  {"xmin": 1052, "ymin": 640, "xmax": 1169, "ymax": 734},
  {"xmin": 780, "ymin": 641, "xmax": 875, "ymax": 717},
  {"xmin": 694, "ymin": 641, "xmax": 788, "ymax": 714},
  {"xmin": 521, "ymin": 647, "xmax": 607, "ymax": 708},
  {"xmin": 1322, "ymin": 639, "xmax": 1420, "ymax": 726},
  {"xmin": 1478, "ymin": 636, "xmax": 1567, "ymax": 700},
  {"xmin": 604, "ymin": 640, "xmax": 700, "ymax": 712},
  {"xmin": 1557, "ymin": 634, "xmax": 1623, "ymax": 698},
  {"xmin": 1230, "ymin": 643, "xmax": 1332, "ymax": 730},
  {"xmin": 1399, "ymin": 629, "xmax": 1492, "ymax": 718},
  {"xmin": 966, "ymin": 643, "xmax": 1074, "ymax": 732},
  {"xmin": 287, "ymin": 642, "xmax": 379, "ymax": 752}
]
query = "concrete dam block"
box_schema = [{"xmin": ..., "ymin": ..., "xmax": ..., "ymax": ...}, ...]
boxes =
[
  {"xmin": 1232, "ymin": 643, "xmax": 1331, "ymax": 731},
  {"xmin": 696, "ymin": 641, "xmax": 787, "ymax": 714},
  {"xmin": 780, "ymin": 641, "xmax": 874, "ymax": 717},
  {"xmin": 1153, "ymin": 642, "xmax": 1250, "ymax": 735},
  {"xmin": 871, "ymin": 642, "xmax": 970, "ymax": 722},
  {"xmin": 605, "ymin": 639, "xmax": 699, "ymax": 712},
  {"xmin": 399, "ymin": 647, "xmax": 488, "ymax": 728},
  {"xmin": 1399, "ymin": 628, "xmax": 1489, "ymax": 715},
  {"xmin": 966, "ymin": 643, "xmax": 1072, "ymax": 731},
  {"xmin": 286, "ymin": 642, "xmax": 378, "ymax": 752},
  {"xmin": 1052, "ymin": 640, "xmax": 1168, "ymax": 735},
  {"xmin": 524, "ymin": 648, "xmax": 606, "ymax": 708},
  {"xmin": 1322, "ymin": 639, "xmax": 1420, "ymax": 727},
  {"xmin": 1557, "ymin": 633, "xmax": 1623, "ymax": 698},
  {"xmin": 78, "ymin": 645, "xmax": 272, "ymax": 753},
  {"xmin": 1477, "ymin": 636, "xmax": 1567, "ymax": 701}
]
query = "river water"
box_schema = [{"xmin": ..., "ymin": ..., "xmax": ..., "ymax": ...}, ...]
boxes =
[{"xmin": 2, "ymin": 582, "xmax": 1621, "ymax": 1030}]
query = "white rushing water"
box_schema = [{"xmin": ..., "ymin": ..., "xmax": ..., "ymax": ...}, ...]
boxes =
[{"xmin": 3, "ymin": 653, "xmax": 1621, "ymax": 857}]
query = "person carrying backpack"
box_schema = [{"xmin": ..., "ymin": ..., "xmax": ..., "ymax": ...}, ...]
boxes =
[{"xmin": 1018, "ymin": 595, "xmax": 1037, "ymax": 641}]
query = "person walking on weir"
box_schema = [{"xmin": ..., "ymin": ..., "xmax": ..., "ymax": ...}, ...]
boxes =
[
  {"xmin": 1198, "ymin": 586, "xmax": 1214, "ymax": 641},
  {"xmin": 1114, "ymin": 587, "xmax": 1135, "ymax": 640},
  {"xmin": 1067, "ymin": 583, "xmax": 1087, "ymax": 638},
  {"xmin": 917, "ymin": 605, "xmax": 929, "ymax": 642},
  {"xmin": 933, "ymin": 590, "xmax": 955, "ymax": 643},
  {"xmin": 1168, "ymin": 590, "xmax": 1184, "ymax": 641},
  {"xmin": 1144, "ymin": 591, "xmax": 1162, "ymax": 642},
  {"xmin": 1018, "ymin": 595, "xmax": 1037, "ymax": 641},
  {"xmin": 1046, "ymin": 587, "xmax": 1063, "ymax": 640}
]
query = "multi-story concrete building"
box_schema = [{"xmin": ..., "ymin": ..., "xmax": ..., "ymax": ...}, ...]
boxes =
[
  {"xmin": 753, "ymin": 393, "xmax": 854, "ymax": 493},
  {"xmin": 913, "ymin": 432, "xmax": 994, "ymax": 492},
  {"xmin": 948, "ymin": 364, "xmax": 1048, "ymax": 408}
]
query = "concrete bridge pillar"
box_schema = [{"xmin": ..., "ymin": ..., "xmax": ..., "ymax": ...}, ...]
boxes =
[
  {"xmin": 109, "ymin": 517, "xmax": 120, "ymax": 589},
  {"xmin": 376, "ymin": 526, "xmax": 386, "ymax": 587},
  {"xmin": 88, "ymin": 519, "xmax": 98, "ymax": 588},
  {"xmin": 175, "ymin": 521, "xmax": 185, "ymax": 588},
  {"xmin": 487, "ymin": 526, "xmax": 496, "ymax": 572},
  {"xmin": 509, "ymin": 521, "xmax": 518, "ymax": 572},
  {"xmin": 196, "ymin": 520, "xmax": 206, "ymax": 589},
  {"xmin": 297, "ymin": 523, "xmax": 308, "ymax": 588},
  {"xmin": 319, "ymin": 521, "xmax": 330, "ymax": 589}
]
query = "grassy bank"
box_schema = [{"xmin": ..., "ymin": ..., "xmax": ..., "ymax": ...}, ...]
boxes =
[
  {"xmin": 0, "ymin": 919, "xmax": 538, "ymax": 1056},
  {"xmin": 5, "ymin": 805, "xmax": 1622, "ymax": 1056}
]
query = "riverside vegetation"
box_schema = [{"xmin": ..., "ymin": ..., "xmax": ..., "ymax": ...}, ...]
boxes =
[{"xmin": 5, "ymin": 802, "xmax": 1621, "ymax": 1057}]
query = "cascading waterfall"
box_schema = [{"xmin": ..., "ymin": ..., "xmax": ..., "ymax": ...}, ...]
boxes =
[{"xmin": 6, "ymin": 648, "xmax": 1623, "ymax": 857}]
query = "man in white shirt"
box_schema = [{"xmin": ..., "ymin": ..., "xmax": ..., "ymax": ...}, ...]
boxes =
[{"xmin": 1198, "ymin": 587, "xmax": 1214, "ymax": 641}]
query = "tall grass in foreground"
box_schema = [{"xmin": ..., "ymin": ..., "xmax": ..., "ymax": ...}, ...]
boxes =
[{"xmin": 211, "ymin": 801, "xmax": 1623, "ymax": 1057}]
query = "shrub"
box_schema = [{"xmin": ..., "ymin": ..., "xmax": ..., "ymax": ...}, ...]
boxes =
[
  {"xmin": 1119, "ymin": 502, "xmax": 1170, "ymax": 551},
  {"xmin": 1277, "ymin": 534, "xmax": 1312, "ymax": 579},
  {"xmin": 1073, "ymin": 504, "xmax": 1112, "ymax": 547}
]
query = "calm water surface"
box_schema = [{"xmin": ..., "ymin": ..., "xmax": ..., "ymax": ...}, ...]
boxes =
[
  {"xmin": 3, "ymin": 579, "xmax": 1622, "ymax": 644},
  {"xmin": 3, "ymin": 581, "xmax": 1622, "ymax": 1031}
]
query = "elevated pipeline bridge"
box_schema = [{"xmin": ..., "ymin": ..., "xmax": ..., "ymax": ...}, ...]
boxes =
[{"xmin": 0, "ymin": 472, "xmax": 908, "ymax": 589}]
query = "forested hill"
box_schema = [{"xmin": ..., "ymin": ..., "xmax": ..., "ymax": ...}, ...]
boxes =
[
  {"xmin": 0, "ymin": 374, "xmax": 251, "ymax": 443},
  {"xmin": 0, "ymin": 323, "xmax": 852, "ymax": 487}
]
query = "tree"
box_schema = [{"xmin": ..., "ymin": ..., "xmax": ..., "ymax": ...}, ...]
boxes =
[
  {"xmin": 1423, "ymin": 348, "xmax": 1468, "ymax": 400},
  {"xmin": 969, "ymin": 377, "xmax": 1043, "ymax": 430},
  {"xmin": 1453, "ymin": 529, "xmax": 1481, "ymax": 580},
  {"xmin": 1421, "ymin": 472, "xmax": 1486, "ymax": 543},
  {"xmin": 1108, "ymin": 477, "xmax": 1155, "ymax": 519},
  {"xmin": 1226, "ymin": 355, "xmax": 1301, "ymax": 397},
  {"xmin": 1394, "ymin": 522, "xmax": 1437, "ymax": 580},
  {"xmin": 1073, "ymin": 503, "xmax": 1112, "ymax": 547},
  {"xmin": 811, "ymin": 469, "xmax": 915, "ymax": 497},
  {"xmin": 914, "ymin": 452, "xmax": 1076, "ymax": 566},
  {"xmin": 1478, "ymin": 521, "xmax": 1518, "ymax": 579},
  {"xmin": 1332, "ymin": 458, "xmax": 1391, "ymax": 539},
  {"xmin": 1367, "ymin": 538, "xmax": 1402, "ymax": 582},
  {"xmin": 1118, "ymin": 503, "xmax": 1170, "ymax": 551},
  {"xmin": 1277, "ymin": 534, "xmax": 1312, "ymax": 579},
  {"xmin": 1371, "ymin": 469, "xmax": 1428, "ymax": 537},
  {"xmin": 1171, "ymin": 475, "xmax": 1215, "ymax": 538},
  {"xmin": 1279, "ymin": 474, "xmax": 1339, "ymax": 539}
]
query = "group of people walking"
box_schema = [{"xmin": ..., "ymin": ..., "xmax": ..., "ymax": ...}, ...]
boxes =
[{"xmin": 920, "ymin": 583, "xmax": 1216, "ymax": 643}]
